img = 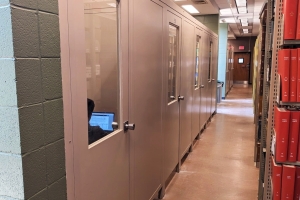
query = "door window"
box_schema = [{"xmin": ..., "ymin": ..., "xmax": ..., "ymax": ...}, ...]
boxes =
[
  {"xmin": 195, "ymin": 35, "xmax": 200, "ymax": 89},
  {"xmin": 208, "ymin": 41, "xmax": 213, "ymax": 81},
  {"xmin": 84, "ymin": 0, "xmax": 120, "ymax": 145},
  {"xmin": 168, "ymin": 24, "xmax": 178, "ymax": 103}
]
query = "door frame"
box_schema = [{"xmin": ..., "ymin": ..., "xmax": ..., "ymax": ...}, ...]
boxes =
[
  {"xmin": 58, "ymin": 0, "xmax": 130, "ymax": 199},
  {"xmin": 233, "ymin": 52, "xmax": 252, "ymax": 84}
]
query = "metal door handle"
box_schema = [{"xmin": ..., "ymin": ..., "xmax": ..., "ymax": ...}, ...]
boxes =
[
  {"xmin": 178, "ymin": 96, "xmax": 184, "ymax": 101},
  {"xmin": 170, "ymin": 96, "xmax": 176, "ymax": 100},
  {"xmin": 112, "ymin": 122, "xmax": 118, "ymax": 130},
  {"xmin": 212, "ymin": 79, "xmax": 215, "ymax": 81},
  {"xmin": 200, "ymin": 85, "xmax": 204, "ymax": 88},
  {"xmin": 124, "ymin": 121, "xmax": 135, "ymax": 131}
]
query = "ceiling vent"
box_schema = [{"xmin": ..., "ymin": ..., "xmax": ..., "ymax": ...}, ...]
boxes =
[{"xmin": 192, "ymin": 0, "xmax": 208, "ymax": 4}]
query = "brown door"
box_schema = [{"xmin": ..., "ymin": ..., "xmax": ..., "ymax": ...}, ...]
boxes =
[{"xmin": 233, "ymin": 52, "xmax": 251, "ymax": 83}]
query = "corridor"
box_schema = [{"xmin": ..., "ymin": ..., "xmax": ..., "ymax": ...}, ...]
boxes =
[{"xmin": 162, "ymin": 85, "xmax": 259, "ymax": 200}]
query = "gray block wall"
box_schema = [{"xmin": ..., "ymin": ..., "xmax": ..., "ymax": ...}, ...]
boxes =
[{"xmin": 0, "ymin": 0, "xmax": 66, "ymax": 199}]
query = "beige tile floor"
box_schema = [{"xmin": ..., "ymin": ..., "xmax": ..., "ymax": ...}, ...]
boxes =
[{"xmin": 161, "ymin": 85, "xmax": 259, "ymax": 200}]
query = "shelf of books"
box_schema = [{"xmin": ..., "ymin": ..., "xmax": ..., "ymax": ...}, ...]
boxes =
[{"xmin": 260, "ymin": 0, "xmax": 300, "ymax": 199}]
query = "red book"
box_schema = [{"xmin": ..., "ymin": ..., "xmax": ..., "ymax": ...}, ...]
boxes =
[
  {"xmin": 290, "ymin": 49, "xmax": 298, "ymax": 101},
  {"xmin": 296, "ymin": 0, "xmax": 300, "ymax": 39},
  {"xmin": 288, "ymin": 111, "xmax": 300, "ymax": 162},
  {"xmin": 298, "ymin": 49, "xmax": 300, "ymax": 102},
  {"xmin": 275, "ymin": 106, "xmax": 290, "ymax": 162},
  {"xmin": 281, "ymin": 165, "xmax": 296, "ymax": 199},
  {"xmin": 272, "ymin": 157, "xmax": 282, "ymax": 200},
  {"xmin": 283, "ymin": 0, "xmax": 298, "ymax": 39},
  {"xmin": 294, "ymin": 167, "xmax": 300, "ymax": 200},
  {"xmin": 278, "ymin": 49, "xmax": 291, "ymax": 102}
]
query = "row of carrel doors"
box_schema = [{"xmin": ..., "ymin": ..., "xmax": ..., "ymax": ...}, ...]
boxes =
[{"xmin": 59, "ymin": 0, "xmax": 218, "ymax": 199}]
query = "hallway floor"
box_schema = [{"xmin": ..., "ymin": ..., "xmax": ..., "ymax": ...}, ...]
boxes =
[{"xmin": 162, "ymin": 85, "xmax": 259, "ymax": 200}]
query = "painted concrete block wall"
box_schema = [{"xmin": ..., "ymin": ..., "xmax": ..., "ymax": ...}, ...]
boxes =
[
  {"xmin": 218, "ymin": 23, "xmax": 228, "ymax": 98},
  {"xmin": 0, "ymin": 2, "xmax": 24, "ymax": 199},
  {"xmin": 194, "ymin": 14, "xmax": 219, "ymax": 35},
  {"xmin": 0, "ymin": 0, "xmax": 66, "ymax": 199}
]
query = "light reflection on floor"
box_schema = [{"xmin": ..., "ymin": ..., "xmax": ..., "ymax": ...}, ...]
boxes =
[{"xmin": 160, "ymin": 84, "xmax": 258, "ymax": 200}]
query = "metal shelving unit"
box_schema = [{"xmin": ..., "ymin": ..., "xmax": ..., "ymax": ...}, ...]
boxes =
[
  {"xmin": 254, "ymin": 1, "xmax": 267, "ymax": 169},
  {"xmin": 257, "ymin": 0, "xmax": 275, "ymax": 199},
  {"xmin": 281, "ymin": 40, "xmax": 300, "ymax": 46},
  {"xmin": 259, "ymin": 0, "xmax": 283, "ymax": 199},
  {"xmin": 277, "ymin": 101, "xmax": 300, "ymax": 106}
]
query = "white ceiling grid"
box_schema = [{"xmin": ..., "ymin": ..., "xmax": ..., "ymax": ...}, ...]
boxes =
[{"xmin": 173, "ymin": 0, "xmax": 266, "ymax": 37}]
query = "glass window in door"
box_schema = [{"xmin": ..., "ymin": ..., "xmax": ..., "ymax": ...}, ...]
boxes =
[
  {"xmin": 168, "ymin": 24, "xmax": 178, "ymax": 103},
  {"xmin": 208, "ymin": 41, "xmax": 212, "ymax": 81},
  {"xmin": 195, "ymin": 35, "xmax": 200, "ymax": 89},
  {"xmin": 84, "ymin": 0, "xmax": 119, "ymax": 145}
]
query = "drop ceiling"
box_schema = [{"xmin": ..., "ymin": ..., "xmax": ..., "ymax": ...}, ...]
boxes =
[{"xmin": 173, "ymin": 0, "xmax": 266, "ymax": 38}]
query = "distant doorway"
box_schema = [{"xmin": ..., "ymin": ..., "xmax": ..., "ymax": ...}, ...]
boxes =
[{"xmin": 233, "ymin": 52, "xmax": 251, "ymax": 84}]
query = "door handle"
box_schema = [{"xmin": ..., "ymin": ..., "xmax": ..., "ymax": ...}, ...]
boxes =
[
  {"xmin": 170, "ymin": 95, "xmax": 176, "ymax": 100},
  {"xmin": 200, "ymin": 85, "xmax": 204, "ymax": 88},
  {"xmin": 178, "ymin": 96, "xmax": 184, "ymax": 101},
  {"xmin": 124, "ymin": 121, "xmax": 135, "ymax": 131},
  {"xmin": 212, "ymin": 79, "xmax": 215, "ymax": 81},
  {"xmin": 112, "ymin": 122, "xmax": 118, "ymax": 130}
]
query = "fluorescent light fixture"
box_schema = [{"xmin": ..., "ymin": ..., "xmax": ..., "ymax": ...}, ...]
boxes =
[
  {"xmin": 238, "ymin": 6, "xmax": 247, "ymax": 14},
  {"xmin": 220, "ymin": 8, "xmax": 232, "ymax": 15},
  {"xmin": 107, "ymin": 3, "xmax": 116, "ymax": 7},
  {"xmin": 238, "ymin": 14, "xmax": 253, "ymax": 19},
  {"xmin": 236, "ymin": 0, "xmax": 247, "ymax": 7},
  {"xmin": 181, "ymin": 5, "xmax": 200, "ymax": 14}
]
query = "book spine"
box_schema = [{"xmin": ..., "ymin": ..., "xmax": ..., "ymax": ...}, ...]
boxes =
[
  {"xmin": 294, "ymin": 167, "xmax": 300, "ymax": 200},
  {"xmin": 272, "ymin": 159, "xmax": 282, "ymax": 200},
  {"xmin": 283, "ymin": 0, "xmax": 298, "ymax": 39},
  {"xmin": 275, "ymin": 107, "xmax": 290, "ymax": 162},
  {"xmin": 281, "ymin": 165, "xmax": 296, "ymax": 199},
  {"xmin": 297, "ymin": 49, "xmax": 300, "ymax": 102},
  {"xmin": 297, "ymin": 0, "xmax": 300, "ymax": 39},
  {"xmin": 278, "ymin": 49, "xmax": 291, "ymax": 102},
  {"xmin": 291, "ymin": 49, "xmax": 298, "ymax": 102},
  {"xmin": 288, "ymin": 111, "xmax": 300, "ymax": 162}
]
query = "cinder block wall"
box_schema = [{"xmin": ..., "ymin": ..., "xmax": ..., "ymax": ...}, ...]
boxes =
[{"xmin": 0, "ymin": 0, "xmax": 66, "ymax": 199}]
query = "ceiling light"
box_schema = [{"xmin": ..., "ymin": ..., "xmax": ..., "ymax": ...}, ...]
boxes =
[
  {"xmin": 240, "ymin": 19, "xmax": 248, "ymax": 23},
  {"xmin": 241, "ymin": 23, "xmax": 248, "ymax": 26},
  {"xmin": 238, "ymin": 14, "xmax": 253, "ymax": 19},
  {"xmin": 107, "ymin": 3, "xmax": 116, "ymax": 7},
  {"xmin": 181, "ymin": 5, "xmax": 200, "ymax": 14},
  {"xmin": 236, "ymin": 0, "xmax": 247, "ymax": 7},
  {"xmin": 238, "ymin": 6, "xmax": 247, "ymax": 14},
  {"xmin": 220, "ymin": 8, "xmax": 232, "ymax": 16}
]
